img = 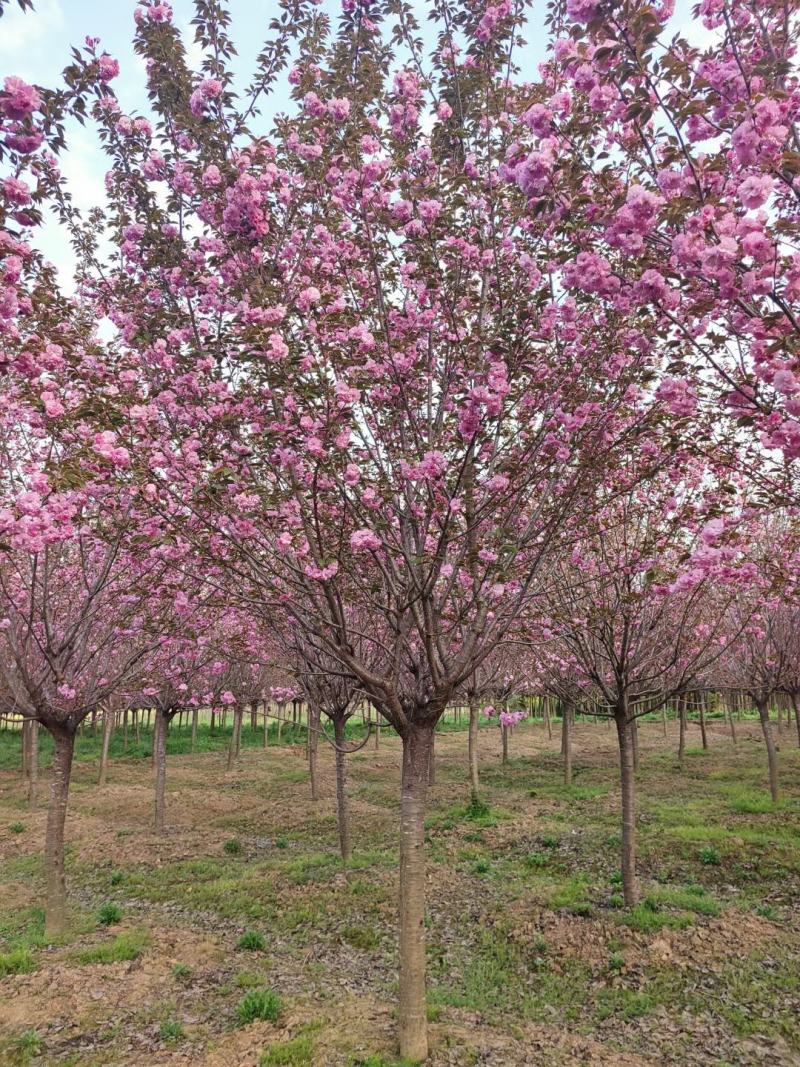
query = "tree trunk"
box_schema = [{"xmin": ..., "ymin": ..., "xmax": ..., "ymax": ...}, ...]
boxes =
[
  {"xmin": 544, "ymin": 698, "xmax": 552, "ymax": 740},
  {"xmin": 227, "ymin": 703, "xmax": 244, "ymax": 771},
  {"xmin": 308, "ymin": 705, "xmax": 319, "ymax": 801},
  {"xmin": 264, "ymin": 704, "xmax": 269, "ymax": 747},
  {"xmin": 44, "ymin": 725, "xmax": 76, "ymax": 935},
  {"xmin": 755, "ymin": 697, "xmax": 779, "ymax": 803},
  {"xmin": 99, "ymin": 708, "xmax": 114, "ymax": 786},
  {"xmin": 333, "ymin": 716, "xmax": 351, "ymax": 863},
  {"xmin": 21, "ymin": 717, "xmax": 30, "ymax": 780},
  {"xmin": 727, "ymin": 697, "xmax": 737, "ymax": 745},
  {"xmin": 428, "ymin": 731, "xmax": 436, "ymax": 786},
  {"xmin": 154, "ymin": 709, "xmax": 169, "ymax": 833},
  {"xmin": 501, "ymin": 723, "xmax": 509, "ymax": 764},
  {"xmin": 250, "ymin": 700, "xmax": 258, "ymax": 734},
  {"xmin": 699, "ymin": 692, "xmax": 708, "ymax": 750},
  {"xmin": 123, "ymin": 709, "xmax": 129, "ymax": 751},
  {"xmin": 210, "ymin": 709, "xmax": 216, "ymax": 734},
  {"xmin": 398, "ymin": 723, "xmax": 434, "ymax": 1062},
  {"xmin": 661, "ymin": 702, "xmax": 667, "ymax": 739},
  {"xmin": 190, "ymin": 707, "xmax": 198, "ymax": 751},
  {"xmin": 790, "ymin": 691, "xmax": 800, "ymax": 748},
  {"xmin": 468, "ymin": 697, "xmax": 480, "ymax": 801},
  {"xmin": 678, "ymin": 694, "xmax": 686, "ymax": 766},
  {"xmin": 615, "ymin": 707, "xmax": 637, "ymax": 906},
  {"xmin": 562, "ymin": 703, "xmax": 572, "ymax": 787},
  {"xmin": 26, "ymin": 719, "xmax": 39, "ymax": 809},
  {"xmin": 631, "ymin": 715, "xmax": 640, "ymax": 772}
]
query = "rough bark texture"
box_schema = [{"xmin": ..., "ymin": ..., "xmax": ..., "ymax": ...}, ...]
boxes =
[
  {"xmin": 333, "ymin": 716, "xmax": 351, "ymax": 863},
  {"xmin": 756, "ymin": 698, "xmax": 779, "ymax": 802},
  {"xmin": 699, "ymin": 692, "xmax": 709, "ymax": 750},
  {"xmin": 428, "ymin": 732, "xmax": 436, "ymax": 786},
  {"xmin": 631, "ymin": 715, "xmax": 640, "ymax": 773},
  {"xmin": 615, "ymin": 709, "xmax": 637, "ymax": 906},
  {"xmin": 468, "ymin": 697, "xmax": 480, "ymax": 800},
  {"xmin": 727, "ymin": 698, "xmax": 738, "ymax": 745},
  {"xmin": 501, "ymin": 724, "xmax": 509, "ymax": 764},
  {"xmin": 154, "ymin": 709, "xmax": 169, "ymax": 833},
  {"xmin": 191, "ymin": 707, "xmax": 199, "ymax": 751},
  {"xmin": 99, "ymin": 709, "xmax": 114, "ymax": 786},
  {"xmin": 398, "ymin": 723, "xmax": 434, "ymax": 1062},
  {"xmin": 44, "ymin": 726, "xmax": 76, "ymax": 935}
]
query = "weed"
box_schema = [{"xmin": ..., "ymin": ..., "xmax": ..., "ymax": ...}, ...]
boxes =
[
  {"xmin": 224, "ymin": 838, "xmax": 243, "ymax": 855},
  {"xmin": 109, "ymin": 870, "xmax": 124, "ymax": 886},
  {"xmin": 260, "ymin": 1035, "xmax": 314, "ymax": 1065},
  {"xmin": 8, "ymin": 822, "xmax": 24, "ymax": 834},
  {"xmin": 171, "ymin": 963, "xmax": 192, "ymax": 979},
  {"xmin": 236, "ymin": 988, "xmax": 282, "ymax": 1025},
  {"xmin": 159, "ymin": 1018, "xmax": 184, "ymax": 1041},
  {"xmin": 341, "ymin": 925, "xmax": 379, "ymax": 951},
  {"xmin": 472, "ymin": 858, "xmax": 491, "ymax": 875},
  {"xmin": 237, "ymin": 929, "xmax": 266, "ymax": 951},
  {"xmin": 97, "ymin": 902, "xmax": 123, "ymax": 926},
  {"xmin": 700, "ymin": 846, "xmax": 721, "ymax": 866},
  {"xmin": 74, "ymin": 931, "xmax": 148, "ymax": 965},
  {"xmin": 608, "ymin": 952, "xmax": 625, "ymax": 972},
  {"xmin": 0, "ymin": 947, "xmax": 34, "ymax": 977}
]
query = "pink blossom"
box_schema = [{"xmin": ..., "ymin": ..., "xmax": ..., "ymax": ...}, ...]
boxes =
[
  {"xmin": 1, "ymin": 76, "xmax": 41, "ymax": 120},
  {"xmin": 350, "ymin": 528, "xmax": 382, "ymax": 552},
  {"xmin": 737, "ymin": 173, "xmax": 773, "ymax": 209}
]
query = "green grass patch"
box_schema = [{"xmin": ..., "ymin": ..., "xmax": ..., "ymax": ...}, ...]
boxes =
[{"xmin": 74, "ymin": 931, "xmax": 149, "ymax": 965}]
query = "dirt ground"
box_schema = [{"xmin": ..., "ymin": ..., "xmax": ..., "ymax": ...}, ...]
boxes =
[{"xmin": 0, "ymin": 716, "xmax": 798, "ymax": 1066}]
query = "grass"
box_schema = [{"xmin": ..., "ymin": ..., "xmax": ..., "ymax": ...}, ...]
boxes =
[
  {"xmin": 260, "ymin": 1035, "xmax": 315, "ymax": 1065},
  {"xmin": 0, "ymin": 718, "xmax": 797, "ymax": 1064},
  {"xmin": 236, "ymin": 988, "xmax": 282, "ymax": 1025},
  {"xmin": 73, "ymin": 931, "xmax": 149, "ymax": 965}
]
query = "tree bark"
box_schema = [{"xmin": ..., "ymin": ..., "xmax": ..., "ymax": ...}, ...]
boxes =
[
  {"xmin": 250, "ymin": 700, "xmax": 258, "ymax": 734},
  {"xmin": 562, "ymin": 702, "xmax": 572, "ymax": 787},
  {"xmin": 755, "ymin": 697, "xmax": 779, "ymax": 803},
  {"xmin": 191, "ymin": 707, "xmax": 198, "ymax": 751},
  {"xmin": 699, "ymin": 691, "xmax": 708, "ymax": 750},
  {"xmin": 264, "ymin": 704, "xmax": 269, "ymax": 747},
  {"xmin": 154, "ymin": 709, "xmax": 169, "ymax": 833},
  {"xmin": 661, "ymin": 702, "xmax": 667, "ymax": 739},
  {"xmin": 678, "ymin": 693, "xmax": 686, "ymax": 766},
  {"xmin": 333, "ymin": 716, "xmax": 351, "ymax": 863},
  {"xmin": 227, "ymin": 703, "xmax": 244, "ymax": 771},
  {"xmin": 790, "ymin": 691, "xmax": 800, "ymax": 748},
  {"xmin": 428, "ymin": 731, "xmax": 436, "ymax": 786},
  {"xmin": 501, "ymin": 723, "xmax": 509, "ymax": 764},
  {"xmin": 99, "ymin": 708, "xmax": 114, "ymax": 786},
  {"xmin": 615, "ymin": 707, "xmax": 637, "ymax": 906},
  {"xmin": 468, "ymin": 697, "xmax": 480, "ymax": 801},
  {"xmin": 398, "ymin": 723, "xmax": 434, "ymax": 1062},
  {"xmin": 44, "ymin": 725, "xmax": 76, "ymax": 935},
  {"xmin": 308, "ymin": 705, "xmax": 319, "ymax": 801},
  {"xmin": 26, "ymin": 719, "xmax": 39, "ymax": 809}
]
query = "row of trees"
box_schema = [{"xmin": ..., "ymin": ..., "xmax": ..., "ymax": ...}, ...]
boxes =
[{"xmin": 1, "ymin": 0, "xmax": 798, "ymax": 1058}]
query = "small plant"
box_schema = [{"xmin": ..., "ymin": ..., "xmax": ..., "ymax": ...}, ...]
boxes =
[
  {"xmin": 260, "ymin": 1034, "xmax": 314, "ymax": 1065},
  {"xmin": 159, "ymin": 1018, "xmax": 184, "ymax": 1041},
  {"xmin": 110, "ymin": 870, "xmax": 124, "ymax": 886},
  {"xmin": 755, "ymin": 904, "xmax": 777, "ymax": 920},
  {"xmin": 236, "ymin": 987, "xmax": 282, "ymax": 1025},
  {"xmin": 541, "ymin": 833, "xmax": 560, "ymax": 849},
  {"xmin": 8, "ymin": 1029, "xmax": 43, "ymax": 1062},
  {"xmin": 97, "ymin": 902, "xmax": 123, "ymax": 926},
  {"xmin": 472, "ymin": 858, "xmax": 491, "ymax": 875},
  {"xmin": 8, "ymin": 822, "xmax": 25, "ymax": 834},
  {"xmin": 74, "ymin": 931, "xmax": 148, "ymax": 965},
  {"xmin": 524, "ymin": 851, "xmax": 549, "ymax": 869},
  {"xmin": 466, "ymin": 794, "xmax": 490, "ymax": 820},
  {"xmin": 699, "ymin": 846, "xmax": 721, "ymax": 866},
  {"xmin": 0, "ymin": 947, "xmax": 34, "ymax": 977},
  {"xmin": 224, "ymin": 838, "xmax": 243, "ymax": 855},
  {"xmin": 608, "ymin": 951, "xmax": 625, "ymax": 972},
  {"xmin": 237, "ymin": 929, "xmax": 266, "ymax": 951},
  {"xmin": 608, "ymin": 893, "xmax": 624, "ymax": 909},
  {"xmin": 234, "ymin": 971, "xmax": 262, "ymax": 988},
  {"xmin": 171, "ymin": 963, "xmax": 192, "ymax": 979},
  {"xmin": 274, "ymin": 836, "xmax": 288, "ymax": 850},
  {"xmin": 341, "ymin": 925, "xmax": 379, "ymax": 951}
]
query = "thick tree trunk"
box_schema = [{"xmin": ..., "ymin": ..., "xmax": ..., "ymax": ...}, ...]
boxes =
[
  {"xmin": 263, "ymin": 704, "xmax": 269, "ymax": 747},
  {"xmin": 468, "ymin": 697, "xmax": 480, "ymax": 800},
  {"xmin": 250, "ymin": 700, "xmax": 258, "ymax": 734},
  {"xmin": 227, "ymin": 703, "xmax": 244, "ymax": 771},
  {"xmin": 99, "ymin": 708, "xmax": 114, "ymax": 786},
  {"xmin": 562, "ymin": 703, "xmax": 572, "ymax": 787},
  {"xmin": 428, "ymin": 732, "xmax": 436, "ymax": 786},
  {"xmin": 398, "ymin": 723, "xmax": 434, "ymax": 1062},
  {"xmin": 44, "ymin": 725, "xmax": 76, "ymax": 935},
  {"xmin": 154, "ymin": 709, "xmax": 169, "ymax": 833},
  {"xmin": 756, "ymin": 697, "xmax": 779, "ymax": 802},
  {"xmin": 615, "ymin": 707, "xmax": 637, "ymax": 906},
  {"xmin": 333, "ymin": 717, "xmax": 351, "ymax": 863},
  {"xmin": 790, "ymin": 691, "xmax": 800, "ymax": 748},
  {"xmin": 134, "ymin": 709, "xmax": 140, "ymax": 745}
]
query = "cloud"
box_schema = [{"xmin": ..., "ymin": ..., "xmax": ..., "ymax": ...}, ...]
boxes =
[{"xmin": 0, "ymin": 0, "xmax": 66, "ymax": 72}]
